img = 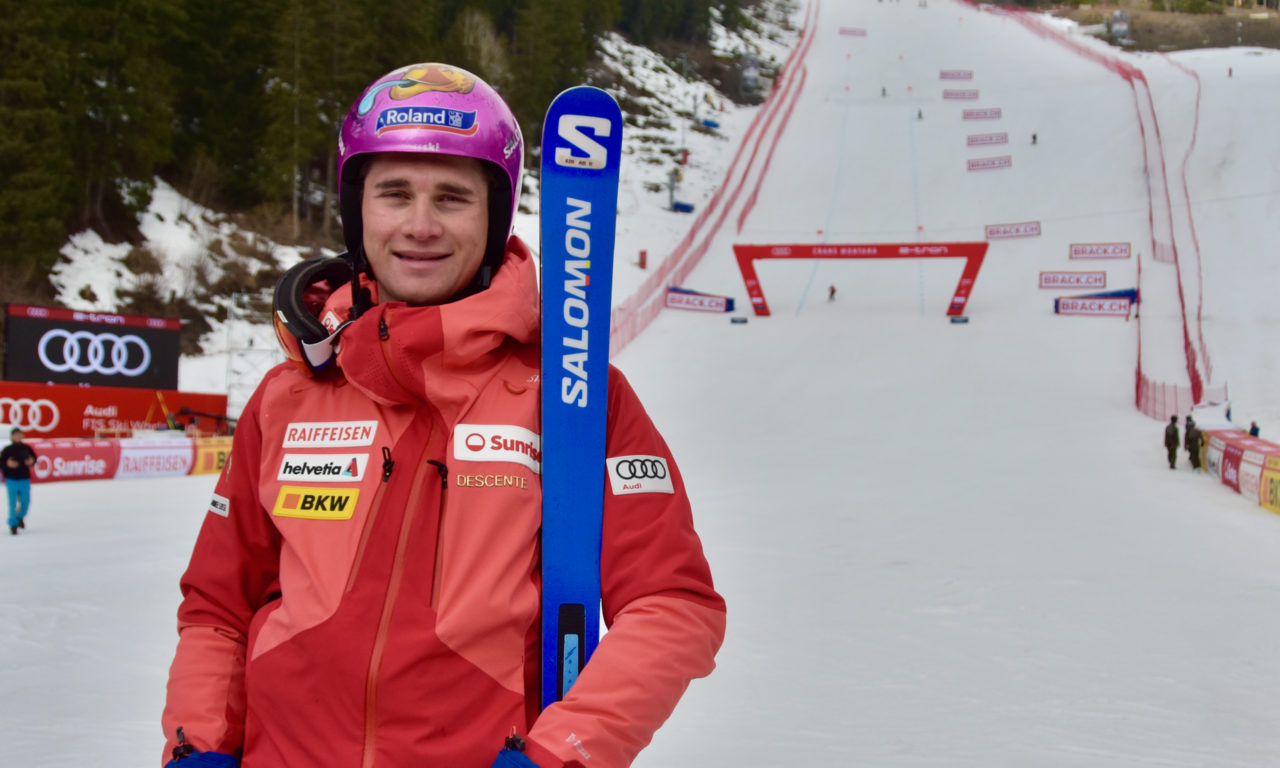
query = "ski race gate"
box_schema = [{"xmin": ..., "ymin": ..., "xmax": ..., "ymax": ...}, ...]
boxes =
[{"xmin": 732, "ymin": 242, "xmax": 988, "ymax": 317}]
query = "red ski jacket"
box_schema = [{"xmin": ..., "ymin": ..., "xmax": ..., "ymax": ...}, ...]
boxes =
[{"xmin": 162, "ymin": 238, "xmax": 725, "ymax": 767}]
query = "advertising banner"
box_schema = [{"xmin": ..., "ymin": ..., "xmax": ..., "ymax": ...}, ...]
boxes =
[
  {"xmin": 1040, "ymin": 272, "xmax": 1106, "ymax": 290},
  {"xmin": 985, "ymin": 221, "xmax": 1041, "ymax": 239},
  {"xmin": 1221, "ymin": 443, "xmax": 1244, "ymax": 493},
  {"xmin": 665, "ymin": 287, "xmax": 735, "ymax": 313},
  {"xmin": 1054, "ymin": 297, "xmax": 1131, "ymax": 317},
  {"xmin": 943, "ymin": 89, "xmax": 980, "ymax": 100},
  {"xmin": 193, "ymin": 436, "xmax": 234, "ymax": 475},
  {"xmin": 116, "ymin": 438, "xmax": 196, "ymax": 479},
  {"xmin": 0, "ymin": 381, "xmax": 227, "ymax": 439},
  {"xmin": 4, "ymin": 304, "xmax": 181, "ymax": 389},
  {"xmin": 1261, "ymin": 468, "xmax": 1280, "ymax": 514},
  {"xmin": 940, "ymin": 70, "xmax": 974, "ymax": 80},
  {"xmin": 838, "ymin": 27, "xmax": 867, "ymax": 36},
  {"xmin": 963, "ymin": 108, "xmax": 1002, "ymax": 120},
  {"xmin": 29, "ymin": 439, "xmax": 120, "ymax": 484},
  {"xmin": 967, "ymin": 133, "xmax": 1008, "ymax": 147},
  {"xmin": 968, "ymin": 156, "xmax": 1012, "ymax": 171},
  {"xmin": 1070, "ymin": 243, "xmax": 1131, "ymax": 260}
]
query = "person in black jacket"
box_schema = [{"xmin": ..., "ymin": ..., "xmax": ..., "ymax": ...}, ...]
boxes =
[
  {"xmin": 1164, "ymin": 416, "xmax": 1179, "ymax": 470},
  {"xmin": 1184, "ymin": 416, "xmax": 1202, "ymax": 471},
  {"xmin": 1, "ymin": 428, "xmax": 38, "ymax": 534}
]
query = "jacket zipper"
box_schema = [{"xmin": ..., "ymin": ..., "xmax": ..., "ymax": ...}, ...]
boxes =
[
  {"xmin": 362, "ymin": 315, "xmax": 450, "ymax": 767},
  {"xmin": 344, "ymin": 447, "xmax": 395, "ymax": 594},
  {"xmin": 361, "ymin": 432, "xmax": 438, "ymax": 768}
]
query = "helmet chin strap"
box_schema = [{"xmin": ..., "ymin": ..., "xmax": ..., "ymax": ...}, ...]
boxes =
[{"xmin": 347, "ymin": 247, "xmax": 375, "ymax": 319}]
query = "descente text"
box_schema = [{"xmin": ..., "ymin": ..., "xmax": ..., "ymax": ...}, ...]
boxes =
[{"xmin": 455, "ymin": 474, "xmax": 529, "ymax": 489}]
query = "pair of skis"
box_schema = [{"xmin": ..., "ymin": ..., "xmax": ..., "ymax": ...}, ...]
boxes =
[{"xmin": 539, "ymin": 87, "xmax": 623, "ymax": 708}]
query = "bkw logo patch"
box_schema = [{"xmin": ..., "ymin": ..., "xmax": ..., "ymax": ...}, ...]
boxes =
[{"xmin": 272, "ymin": 486, "xmax": 360, "ymax": 520}]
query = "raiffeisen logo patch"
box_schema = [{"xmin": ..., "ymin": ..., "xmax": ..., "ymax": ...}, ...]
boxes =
[
  {"xmin": 376, "ymin": 106, "xmax": 478, "ymax": 136},
  {"xmin": 453, "ymin": 424, "xmax": 541, "ymax": 473},
  {"xmin": 277, "ymin": 453, "xmax": 367, "ymax": 482},
  {"xmin": 272, "ymin": 486, "xmax": 360, "ymax": 520},
  {"xmin": 282, "ymin": 420, "xmax": 377, "ymax": 448}
]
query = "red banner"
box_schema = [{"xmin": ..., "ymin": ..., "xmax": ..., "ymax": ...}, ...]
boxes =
[
  {"xmin": 1221, "ymin": 443, "xmax": 1244, "ymax": 494},
  {"xmin": 29, "ymin": 439, "xmax": 120, "ymax": 484},
  {"xmin": 733, "ymin": 242, "xmax": 987, "ymax": 317},
  {"xmin": 7, "ymin": 304, "xmax": 180, "ymax": 330},
  {"xmin": 0, "ymin": 381, "xmax": 228, "ymax": 439}
]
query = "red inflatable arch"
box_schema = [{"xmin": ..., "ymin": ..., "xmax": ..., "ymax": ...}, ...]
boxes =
[{"xmin": 733, "ymin": 242, "xmax": 988, "ymax": 317}]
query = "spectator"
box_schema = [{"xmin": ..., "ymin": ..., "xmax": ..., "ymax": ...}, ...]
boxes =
[
  {"xmin": 1184, "ymin": 416, "xmax": 1202, "ymax": 471},
  {"xmin": 1164, "ymin": 416, "xmax": 1179, "ymax": 470},
  {"xmin": 1, "ymin": 427, "xmax": 38, "ymax": 534}
]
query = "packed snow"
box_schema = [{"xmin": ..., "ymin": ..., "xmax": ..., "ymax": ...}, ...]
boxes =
[{"xmin": 4, "ymin": 1, "xmax": 1280, "ymax": 766}]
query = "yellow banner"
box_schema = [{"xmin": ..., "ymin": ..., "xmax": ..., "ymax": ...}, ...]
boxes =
[
  {"xmin": 1260, "ymin": 470, "xmax": 1280, "ymax": 515},
  {"xmin": 192, "ymin": 437, "xmax": 234, "ymax": 475}
]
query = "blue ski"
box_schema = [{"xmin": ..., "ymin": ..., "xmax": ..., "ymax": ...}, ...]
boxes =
[{"xmin": 539, "ymin": 86, "xmax": 623, "ymax": 709}]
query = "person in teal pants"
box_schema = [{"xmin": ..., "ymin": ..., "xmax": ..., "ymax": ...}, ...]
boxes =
[{"xmin": 1, "ymin": 428, "xmax": 37, "ymax": 534}]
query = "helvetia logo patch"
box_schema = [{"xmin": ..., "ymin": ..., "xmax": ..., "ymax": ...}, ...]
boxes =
[
  {"xmin": 605, "ymin": 455, "xmax": 675, "ymax": 495},
  {"xmin": 277, "ymin": 453, "xmax": 367, "ymax": 482},
  {"xmin": 272, "ymin": 486, "xmax": 360, "ymax": 520}
]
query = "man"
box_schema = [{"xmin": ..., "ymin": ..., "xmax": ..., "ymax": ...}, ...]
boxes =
[
  {"xmin": 160, "ymin": 63, "xmax": 725, "ymax": 768},
  {"xmin": 1184, "ymin": 415, "xmax": 1202, "ymax": 471},
  {"xmin": 1250, "ymin": 421, "xmax": 1260, "ymax": 437},
  {"xmin": 1164, "ymin": 415, "xmax": 1179, "ymax": 470},
  {"xmin": 1, "ymin": 428, "xmax": 37, "ymax": 534}
]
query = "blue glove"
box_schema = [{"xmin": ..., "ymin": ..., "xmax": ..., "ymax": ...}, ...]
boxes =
[
  {"xmin": 492, "ymin": 748, "xmax": 540, "ymax": 768},
  {"xmin": 163, "ymin": 752, "xmax": 239, "ymax": 767}
]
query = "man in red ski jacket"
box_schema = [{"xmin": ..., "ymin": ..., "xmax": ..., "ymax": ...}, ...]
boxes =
[{"xmin": 160, "ymin": 63, "xmax": 725, "ymax": 768}]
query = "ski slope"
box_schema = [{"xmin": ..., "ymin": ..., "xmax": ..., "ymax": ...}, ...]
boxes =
[{"xmin": 5, "ymin": 1, "xmax": 1280, "ymax": 766}]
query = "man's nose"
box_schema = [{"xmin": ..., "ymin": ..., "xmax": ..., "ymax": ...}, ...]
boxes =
[{"xmin": 402, "ymin": 201, "xmax": 445, "ymax": 239}]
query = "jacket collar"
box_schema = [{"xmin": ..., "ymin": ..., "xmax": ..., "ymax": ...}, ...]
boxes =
[{"xmin": 334, "ymin": 236, "xmax": 539, "ymax": 420}]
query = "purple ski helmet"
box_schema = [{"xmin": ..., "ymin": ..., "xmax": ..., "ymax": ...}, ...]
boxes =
[{"xmin": 338, "ymin": 63, "xmax": 523, "ymax": 299}]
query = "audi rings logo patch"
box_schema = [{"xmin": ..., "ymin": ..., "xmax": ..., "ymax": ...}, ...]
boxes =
[
  {"xmin": 606, "ymin": 455, "xmax": 674, "ymax": 496},
  {"xmin": 0, "ymin": 398, "xmax": 59, "ymax": 432},
  {"xmin": 615, "ymin": 458, "xmax": 668, "ymax": 480},
  {"xmin": 37, "ymin": 329, "xmax": 152, "ymax": 377}
]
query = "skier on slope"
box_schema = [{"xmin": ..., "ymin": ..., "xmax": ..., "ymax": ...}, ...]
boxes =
[{"xmin": 160, "ymin": 63, "xmax": 725, "ymax": 768}]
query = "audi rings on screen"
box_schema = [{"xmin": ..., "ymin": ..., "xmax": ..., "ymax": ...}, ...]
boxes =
[
  {"xmin": 0, "ymin": 398, "xmax": 60, "ymax": 432},
  {"xmin": 613, "ymin": 458, "xmax": 667, "ymax": 480},
  {"xmin": 37, "ymin": 329, "xmax": 151, "ymax": 377}
]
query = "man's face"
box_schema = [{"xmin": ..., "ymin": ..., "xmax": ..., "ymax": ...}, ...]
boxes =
[
  {"xmin": 10, "ymin": 431, "xmax": 22, "ymax": 444},
  {"xmin": 361, "ymin": 153, "xmax": 490, "ymax": 306}
]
